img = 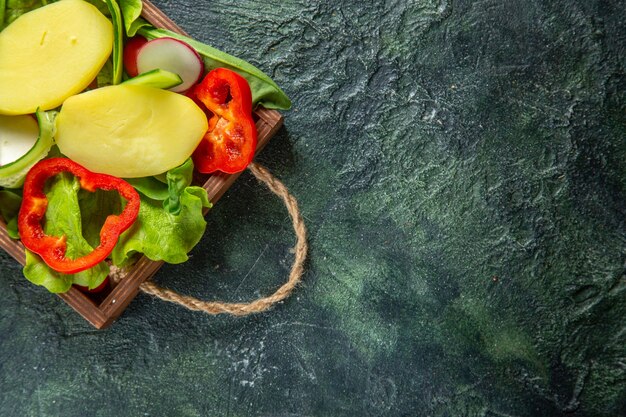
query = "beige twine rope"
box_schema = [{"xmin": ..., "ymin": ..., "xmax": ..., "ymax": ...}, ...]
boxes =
[{"xmin": 129, "ymin": 162, "xmax": 307, "ymax": 316}]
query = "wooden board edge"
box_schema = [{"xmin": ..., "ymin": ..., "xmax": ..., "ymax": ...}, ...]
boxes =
[
  {"xmin": 98, "ymin": 257, "xmax": 165, "ymax": 326},
  {"xmin": 58, "ymin": 288, "xmax": 108, "ymax": 328}
]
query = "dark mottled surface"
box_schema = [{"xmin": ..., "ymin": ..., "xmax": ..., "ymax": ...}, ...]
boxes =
[{"xmin": 1, "ymin": 0, "xmax": 625, "ymax": 416}]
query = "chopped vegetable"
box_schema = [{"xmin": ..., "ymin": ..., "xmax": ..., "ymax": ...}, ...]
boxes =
[
  {"xmin": 23, "ymin": 162, "xmax": 119, "ymax": 293},
  {"xmin": 192, "ymin": 68, "xmax": 257, "ymax": 174},
  {"xmin": 119, "ymin": 0, "xmax": 146, "ymax": 37},
  {"xmin": 0, "ymin": 189, "xmax": 21, "ymax": 239},
  {"xmin": 21, "ymin": 167, "xmax": 112, "ymax": 292},
  {"xmin": 122, "ymin": 68, "xmax": 182, "ymax": 90},
  {"xmin": 136, "ymin": 37, "xmax": 204, "ymax": 93},
  {"xmin": 74, "ymin": 276, "xmax": 110, "ymax": 294},
  {"xmin": 0, "ymin": 114, "xmax": 39, "ymax": 166},
  {"xmin": 0, "ymin": 0, "xmax": 6, "ymax": 30},
  {"xmin": 123, "ymin": 35, "xmax": 148, "ymax": 77},
  {"xmin": 55, "ymin": 84, "xmax": 208, "ymax": 178},
  {"xmin": 0, "ymin": 0, "xmax": 113, "ymax": 115},
  {"xmin": 18, "ymin": 158, "xmax": 140, "ymax": 275},
  {"xmin": 138, "ymin": 26, "xmax": 292, "ymax": 110},
  {"xmin": 0, "ymin": 110, "xmax": 55, "ymax": 188},
  {"xmin": 112, "ymin": 159, "xmax": 211, "ymax": 266},
  {"xmin": 103, "ymin": 0, "xmax": 124, "ymax": 85}
]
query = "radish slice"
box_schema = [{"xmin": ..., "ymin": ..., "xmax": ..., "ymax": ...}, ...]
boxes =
[
  {"xmin": 136, "ymin": 37, "xmax": 204, "ymax": 93},
  {"xmin": 0, "ymin": 115, "xmax": 39, "ymax": 166}
]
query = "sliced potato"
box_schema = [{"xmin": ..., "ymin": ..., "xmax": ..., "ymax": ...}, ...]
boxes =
[
  {"xmin": 0, "ymin": 0, "xmax": 113, "ymax": 115},
  {"xmin": 55, "ymin": 85, "xmax": 208, "ymax": 178}
]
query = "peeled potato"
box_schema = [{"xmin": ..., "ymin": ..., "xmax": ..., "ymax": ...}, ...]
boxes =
[
  {"xmin": 0, "ymin": 0, "xmax": 113, "ymax": 115},
  {"xmin": 55, "ymin": 85, "xmax": 208, "ymax": 178}
]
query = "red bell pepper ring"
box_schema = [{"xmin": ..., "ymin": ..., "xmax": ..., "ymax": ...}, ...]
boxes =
[
  {"xmin": 17, "ymin": 158, "xmax": 140, "ymax": 275},
  {"xmin": 191, "ymin": 68, "xmax": 257, "ymax": 174}
]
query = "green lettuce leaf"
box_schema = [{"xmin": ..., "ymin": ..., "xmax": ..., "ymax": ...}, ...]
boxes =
[
  {"xmin": 96, "ymin": 58, "xmax": 114, "ymax": 87},
  {"xmin": 138, "ymin": 25, "xmax": 291, "ymax": 110},
  {"xmin": 0, "ymin": 189, "xmax": 21, "ymax": 239},
  {"xmin": 0, "ymin": 0, "xmax": 6, "ymax": 30},
  {"xmin": 23, "ymin": 250, "xmax": 73, "ymax": 293},
  {"xmin": 119, "ymin": 0, "xmax": 146, "ymax": 37},
  {"xmin": 3, "ymin": 0, "xmax": 40, "ymax": 29},
  {"xmin": 79, "ymin": 188, "xmax": 123, "ymax": 249},
  {"xmin": 6, "ymin": 0, "xmax": 39, "ymax": 8},
  {"xmin": 111, "ymin": 187, "xmax": 210, "ymax": 266},
  {"xmin": 112, "ymin": 160, "xmax": 211, "ymax": 266},
  {"xmin": 163, "ymin": 158, "xmax": 194, "ymax": 214},
  {"xmin": 83, "ymin": 0, "xmax": 110, "ymax": 17},
  {"xmin": 22, "ymin": 173, "xmax": 109, "ymax": 292},
  {"xmin": 125, "ymin": 158, "xmax": 197, "ymax": 214},
  {"xmin": 103, "ymin": 0, "xmax": 123, "ymax": 84},
  {"xmin": 124, "ymin": 175, "xmax": 169, "ymax": 201}
]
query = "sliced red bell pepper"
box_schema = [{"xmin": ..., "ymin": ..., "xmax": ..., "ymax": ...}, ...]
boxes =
[
  {"xmin": 17, "ymin": 158, "xmax": 140, "ymax": 274},
  {"xmin": 191, "ymin": 68, "xmax": 257, "ymax": 174}
]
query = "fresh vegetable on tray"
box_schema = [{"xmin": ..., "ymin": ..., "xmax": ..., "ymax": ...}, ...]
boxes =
[
  {"xmin": 18, "ymin": 157, "xmax": 140, "ymax": 274},
  {"xmin": 0, "ymin": 0, "xmax": 290, "ymax": 293},
  {"xmin": 192, "ymin": 68, "xmax": 258, "ymax": 174}
]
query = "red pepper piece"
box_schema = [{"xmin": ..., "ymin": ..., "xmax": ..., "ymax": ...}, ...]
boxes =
[
  {"xmin": 191, "ymin": 68, "xmax": 257, "ymax": 174},
  {"xmin": 18, "ymin": 158, "xmax": 140, "ymax": 274}
]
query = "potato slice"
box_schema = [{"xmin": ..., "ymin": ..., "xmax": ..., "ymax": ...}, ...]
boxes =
[
  {"xmin": 0, "ymin": 0, "xmax": 113, "ymax": 115},
  {"xmin": 55, "ymin": 85, "xmax": 208, "ymax": 178}
]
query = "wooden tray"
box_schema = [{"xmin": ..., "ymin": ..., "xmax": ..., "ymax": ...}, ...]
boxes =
[{"xmin": 0, "ymin": 0, "xmax": 284, "ymax": 329}]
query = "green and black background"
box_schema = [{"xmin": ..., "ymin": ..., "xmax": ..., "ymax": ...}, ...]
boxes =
[{"xmin": 1, "ymin": 0, "xmax": 625, "ymax": 415}]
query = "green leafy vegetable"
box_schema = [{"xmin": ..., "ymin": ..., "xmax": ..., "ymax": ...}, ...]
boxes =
[
  {"xmin": 22, "ymin": 173, "xmax": 109, "ymax": 292},
  {"xmin": 0, "ymin": 189, "xmax": 21, "ymax": 239},
  {"xmin": 0, "ymin": 0, "xmax": 6, "ymax": 30},
  {"xmin": 119, "ymin": 0, "xmax": 145, "ymax": 37},
  {"xmin": 125, "ymin": 159, "xmax": 199, "ymax": 214},
  {"xmin": 83, "ymin": 0, "xmax": 110, "ymax": 16},
  {"xmin": 103, "ymin": 0, "xmax": 123, "ymax": 84},
  {"xmin": 23, "ymin": 250, "xmax": 73, "ymax": 293},
  {"xmin": 6, "ymin": 0, "xmax": 39, "ymax": 8},
  {"xmin": 3, "ymin": 0, "xmax": 39, "ymax": 29},
  {"xmin": 124, "ymin": 176, "xmax": 169, "ymax": 201},
  {"xmin": 138, "ymin": 26, "xmax": 292, "ymax": 110},
  {"xmin": 96, "ymin": 58, "xmax": 114, "ymax": 87},
  {"xmin": 111, "ymin": 187, "xmax": 210, "ymax": 266},
  {"xmin": 164, "ymin": 158, "xmax": 194, "ymax": 214},
  {"xmin": 121, "ymin": 68, "xmax": 182, "ymax": 89},
  {"xmin": 79, "ymin": 188, "xmax": 122, "ymax": 249},
  {"xmin": 112, "ymin": 160, "xmax": 211, "ymax": 266}
]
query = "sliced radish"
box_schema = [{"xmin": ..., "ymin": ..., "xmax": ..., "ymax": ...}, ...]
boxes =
[
  {"xmin": 123, "ymin": 35, "xmax": 148, "ymax": 77},
  {"xmin": 136, "ymin": 37, "xmax": 204, "ymax": 93}
]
